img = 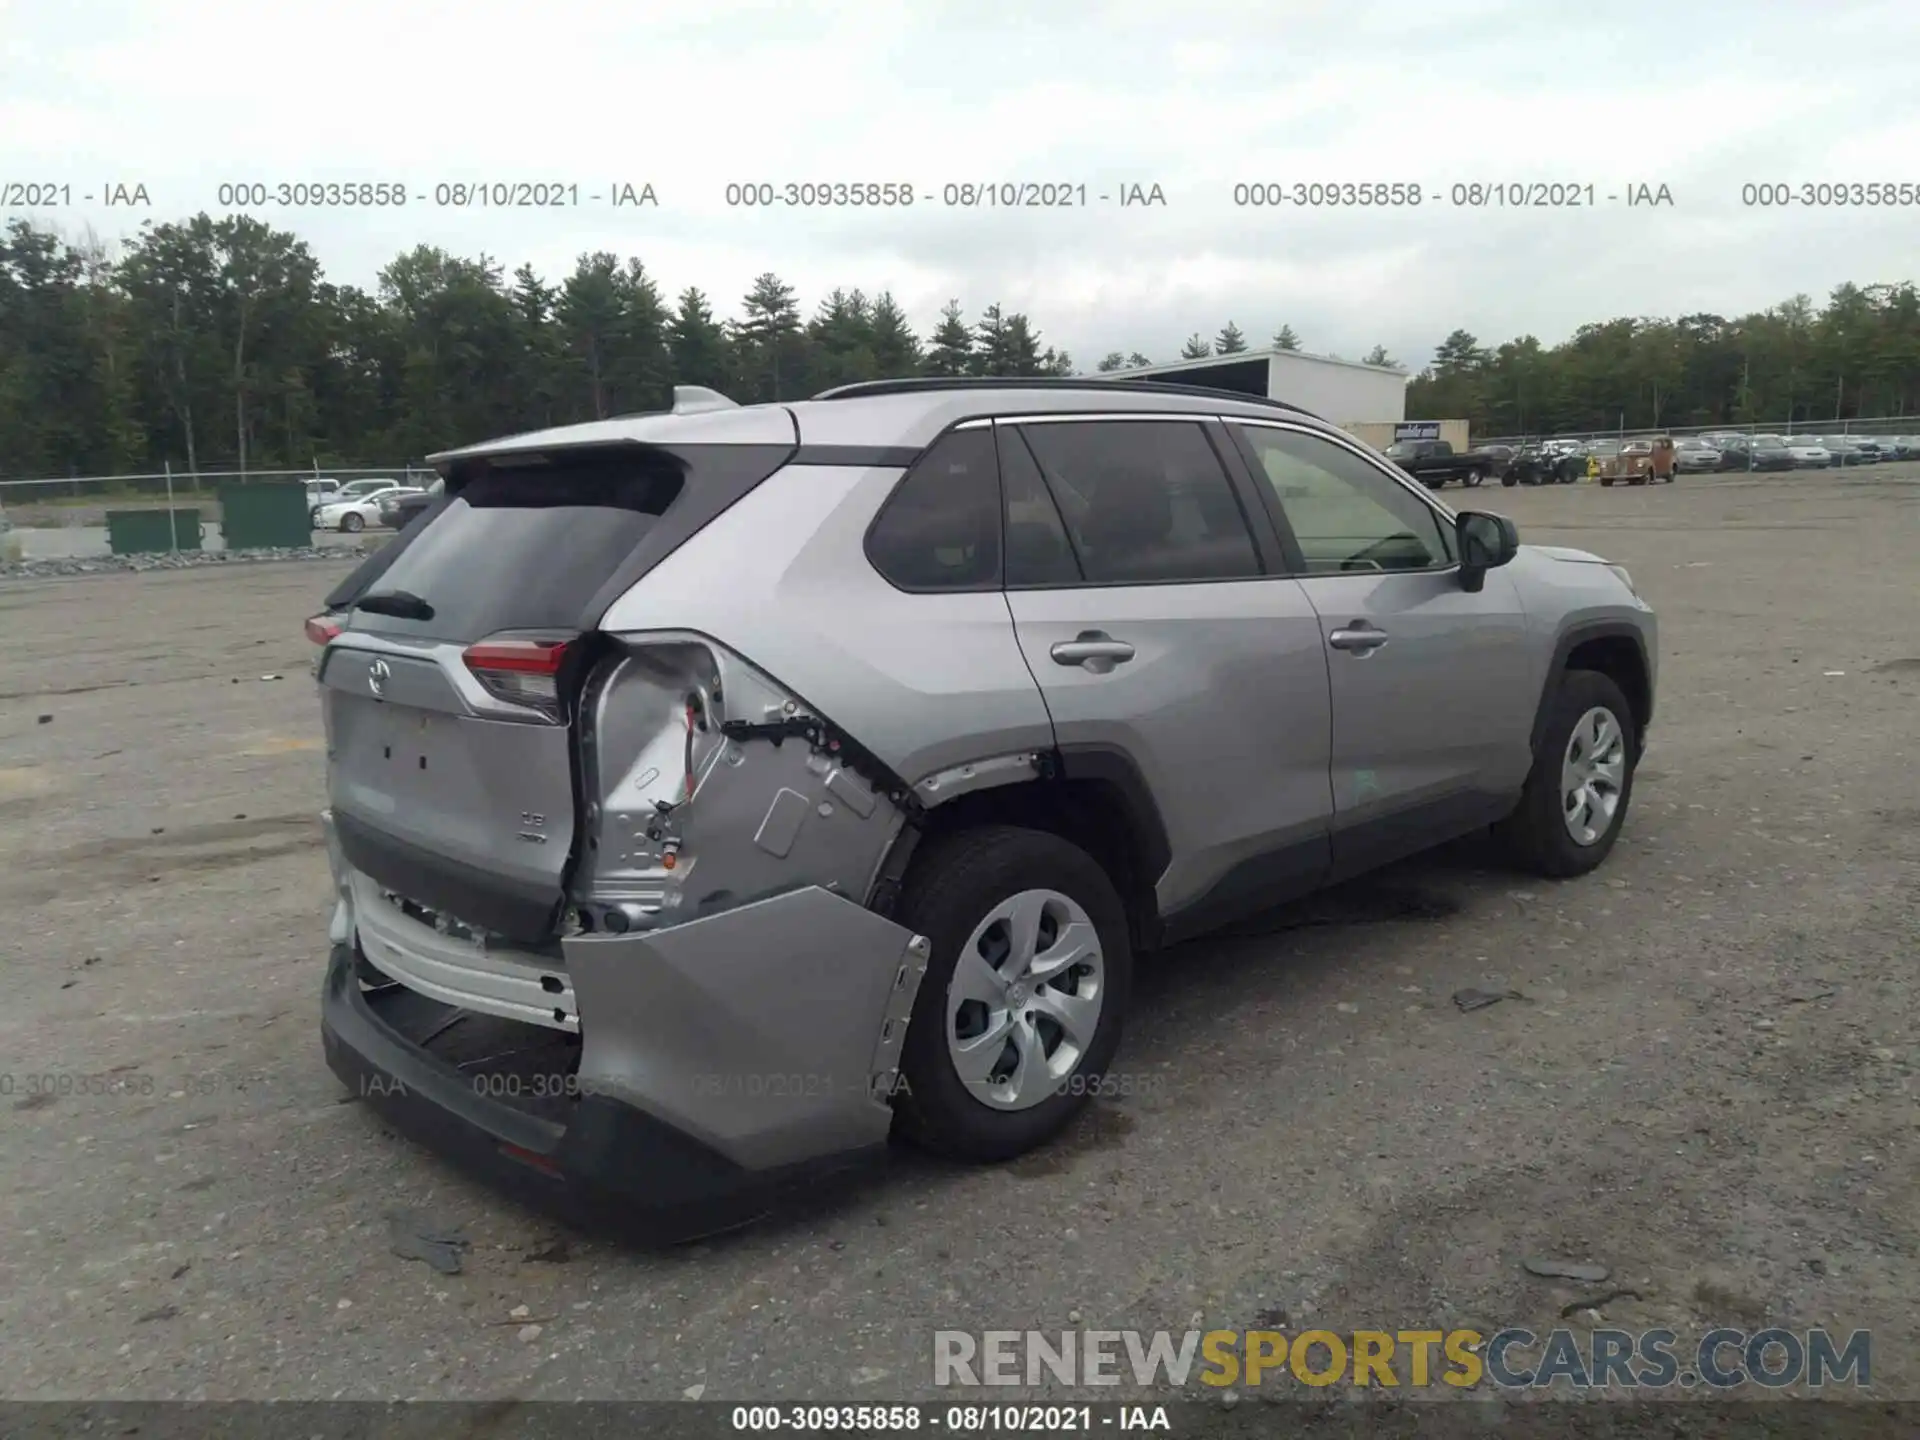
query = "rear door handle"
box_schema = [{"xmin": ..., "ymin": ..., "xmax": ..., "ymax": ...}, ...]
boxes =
[
  {"xmin": 1328, "ymin": 622, "xmax": 1389, "ymax": 654},
  {"xmin": 1050, "ymin": 632, "xmax": 1136, "ymax": 671}
]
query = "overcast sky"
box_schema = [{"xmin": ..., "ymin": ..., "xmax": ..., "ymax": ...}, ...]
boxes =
[{"xmin": 5, "ymin": 0, "xmax": 1918, "ymax": 371}]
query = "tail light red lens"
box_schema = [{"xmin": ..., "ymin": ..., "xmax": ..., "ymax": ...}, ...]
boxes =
[
  {"xmin": 463, "ymin": 637, "xmax": 573, "ymax": 716},
  {"xmin": 305, "ymin": 614, "xmax": 343, "ymax": 645}
]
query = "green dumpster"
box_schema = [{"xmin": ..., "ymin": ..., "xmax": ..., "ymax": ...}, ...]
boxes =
[
  {"xmin": 218, "ymin": 481, "xmax": 313, "ymax": 550},
  {"xmin": 106, "ymin": 508, "xmax": 202, "ymax": 555}
]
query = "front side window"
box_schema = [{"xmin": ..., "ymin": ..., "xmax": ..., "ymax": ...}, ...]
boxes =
[
  {"xmin": 864, "ymin": 428, "xmax": 1003, "ymax": 592},
  {"xmin": 1234, "ymin": 424, "xmax": 1453, "ymax": 574},
  {"xmin": 1013, "ymin": 420, "xmax": 1262, "ymax": 585}
]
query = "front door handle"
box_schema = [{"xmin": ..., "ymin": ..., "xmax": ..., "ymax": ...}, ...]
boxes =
[
  {"xmin": 1328, "ymin": 622, "xmax": 1390, "ymax": 654},
  {"xmin": 1051, "ymin": 632, "xmax": 1136, "ymax": 672}
]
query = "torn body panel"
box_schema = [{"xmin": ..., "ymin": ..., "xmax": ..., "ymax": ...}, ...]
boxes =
[
  {"xmin": 570, "ymin": 633, "xmax": 911, "ymax": 933},
  {"xmin": 912, "ymin": 750, "xmax": 1053, "ymax": 805},
  {"xmin": 564, "ymin": 887, "xmax": 929, "ymax": 1169}
]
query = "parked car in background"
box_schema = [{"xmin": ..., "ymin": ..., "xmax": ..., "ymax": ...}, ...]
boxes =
[
  {"xmin": 1674, "ymin": 439, "xmax": 1723, "ymax": 474},
  {"xmin": 312, "ymin": 478, "xmax": 403, "ymax": 527},
  {"xmin": 1823, "ymin": 438, "xmax": 1874, "ymax": 467},
  {"xmin": 1741, "ymin": 436, "xmax": 1798, "ymax": 472},
  {"xmin": 1381, "ymin": 438, "xmax": 1506, "ymax": 489},
  {"xmin": 1596, "ymin": 438, "xmax": 1675, "ymax": 486},
  {"xmin": 1787, "ymin": 440, "xmax": 1831, "ymax": 468},
  {"xmin": 1549, "ymin": 442, "xmax": 1590, "ymax": 483},
  {"xmin": 385, "ymin": 478, "xmax": 444, "ymax": 531},
  {"xmin": 1501, "ymin": 444, "xmax": 1577, "ymax": 485},
  {"xmin": 314, "ymin": 482, "xmax": 406, "ymax": 532},
  {"xmin": 375, "ymin": 486, "xmax": 430, "ymax": 529}
]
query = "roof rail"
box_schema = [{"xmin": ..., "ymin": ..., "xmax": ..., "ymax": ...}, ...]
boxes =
[{"xmin": 810, "ymin": 375, "xmax": 1320, "ymax": 418}]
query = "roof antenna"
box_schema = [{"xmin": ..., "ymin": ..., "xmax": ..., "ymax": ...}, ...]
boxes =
[{"xmin": 672, "ymin": 386, "xmax": 739, "ymax": 414}]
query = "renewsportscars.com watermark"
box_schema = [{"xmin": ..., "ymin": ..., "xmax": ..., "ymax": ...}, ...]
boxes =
[{"xmin": 934, "ymin": 1328, "xmax": 1871, "ymax": 1391}]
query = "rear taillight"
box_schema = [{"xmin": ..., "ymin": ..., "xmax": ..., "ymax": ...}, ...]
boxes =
[
  {"xmin": 463, "ymin": 636, "xmax": 572, "ymax": 717},
  {"xmin": 305, "ymin": 614, "xmax": 343, "ymax": 645}
]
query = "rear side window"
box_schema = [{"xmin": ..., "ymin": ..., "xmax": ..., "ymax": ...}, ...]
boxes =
[
  {"xmin": 1016, "ymin": 420, "xmax": 1262, "ymax": 585},
  {"xmin": 865, "ymin": 429, "xmax": 1003, "ymax": 592},
  {"xmin": 345, "ymin": 454, "xmax": 684, "ymax": 643}
]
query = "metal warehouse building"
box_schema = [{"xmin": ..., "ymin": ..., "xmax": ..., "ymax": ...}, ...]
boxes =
[{"xmin": 1095, "ymin": 348, "xmax": 1412, "ymax": 443}]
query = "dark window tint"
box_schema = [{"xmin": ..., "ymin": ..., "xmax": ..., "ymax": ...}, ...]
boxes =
[
  {"xmin": 996, "ymin": 426, "xmax": 1082, "ymax": 586},
  {"xmin": 345, "ymin": 454, "xmax": 684, "ymax": 643},
  {"xmin": 865, "ymin": 428, "xmax": 1002, "ymax": 591},
  {"xmin": 1017, "ymin": 421, "xmax": 1261, "ymax": 585},
  {"xmin": 1236, "ymin": 425, "xmax": 1452, "ymax": 573}
]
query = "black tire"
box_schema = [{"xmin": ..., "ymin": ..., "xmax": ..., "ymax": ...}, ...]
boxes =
[
  {"xmin": 341, "ymin": 511, "xmax": 364, "ymax": 533},
  {"xmin": 1495, "ymin": 669, "xmax": 1639, "ymax": 879},
  {"xmin": 1600, "ymin": 476, "xmax": 1614, "ymax": 487},
  {"xmin": 1502, "ymin": 472, "xmax": 1519, "ymax": 487},
  {"xmin": 310, "ymin": 508, "xmax": 321, "ymax": 527},
  {"xmin": 891, "ymin": 824, "xmax": 1133, "ymax": 1162},
  {"xmin": 1465, "ymin": 469, "xmax": 1484, "ymax": 487}
]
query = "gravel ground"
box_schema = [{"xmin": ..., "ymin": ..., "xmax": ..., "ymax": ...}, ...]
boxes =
[
  {"xmin": 0, "ymin": 470, "xmax": 1915, "ymax": 1406},
  {"xmin": 0, "ymin": 545, "xmax": 372, "ymax": 580}
]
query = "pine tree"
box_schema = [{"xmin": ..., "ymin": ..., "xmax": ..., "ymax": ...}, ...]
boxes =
[
  {"xmin": 668, "ymin": 287, "xmax": 729, "ymax": 392},
  {"xmin": 924, "ymin": 299, "xmax": 973, "ymax": 376},
  {"xmin": 867, "ymin": 291, "xmax": 923, "ymax": 378}
]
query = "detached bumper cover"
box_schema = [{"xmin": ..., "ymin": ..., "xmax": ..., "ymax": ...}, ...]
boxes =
[{"xmin": 321, "ymin": 885, "xmax": 929, "ymax": 1241}]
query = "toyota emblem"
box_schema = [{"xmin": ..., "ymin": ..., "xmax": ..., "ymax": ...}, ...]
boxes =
[{"xmin": 367, "ymin": 659, "xmax": 391, "ymax": 696}]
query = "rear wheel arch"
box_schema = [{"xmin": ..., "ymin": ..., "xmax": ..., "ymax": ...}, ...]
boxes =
[{"xmin": 886, "ymin": 749, "xmax": 1170, "ymax": 954}]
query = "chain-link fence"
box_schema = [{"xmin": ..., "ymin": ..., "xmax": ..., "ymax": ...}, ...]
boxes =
[
  {"xmin": 0, "ymin": 465, "xmax": 434, "ymax": 564},
  {"xmin": 1476, "ymin": 415, "xmax": 1920, "ymax": 448},
  {"xmin": 0, "ymin": 465, "xmax": 434, "ymax": 507}
]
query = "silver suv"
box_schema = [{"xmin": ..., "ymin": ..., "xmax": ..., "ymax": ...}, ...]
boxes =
[{"xmin": 310, "ymin": 379, "xmax": 1657, "ymax": 1238}]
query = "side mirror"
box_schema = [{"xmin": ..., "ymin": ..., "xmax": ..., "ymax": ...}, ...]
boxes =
[{"xmin": 1456, "ymin": 511, "xmax": 1519, "ymax": 592}]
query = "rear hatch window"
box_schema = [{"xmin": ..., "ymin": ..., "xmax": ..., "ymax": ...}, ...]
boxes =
[{"xmin": 345, "ymin": 455, "xmax": 682, "ymax": 643}]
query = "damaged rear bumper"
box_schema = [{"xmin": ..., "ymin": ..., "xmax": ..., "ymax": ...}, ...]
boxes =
[{"xmin": 322, "ymin": 884, "xmax": 929, "ymax": 1241}]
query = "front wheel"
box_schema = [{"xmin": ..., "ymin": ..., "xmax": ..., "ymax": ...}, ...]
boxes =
[
  {"xmin": 340, "ymin": 511, "xmax": 365, "ymax": 533},
  {"xmin": 892, "ymin": 825, "xmax": 1133, "ymax": 1162},
  {"xmin": 1465, "ymin": 469, "xmax": 1485, "ymax": 488},
  {"xmin": 1495, "ymin": 669, "xmax": 1638, "ymax": 878},
  {"xmin": 1600, "ymin": 476, "xmax": 1614, "ymax": 487},
  {"xmin": 1502, "ymin": 472, "xmax": 1519, "ymax": 487}
]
